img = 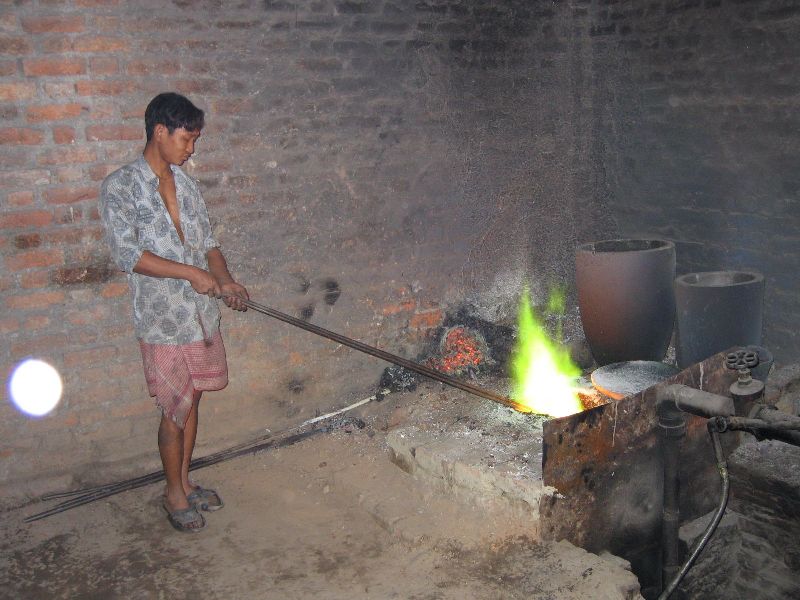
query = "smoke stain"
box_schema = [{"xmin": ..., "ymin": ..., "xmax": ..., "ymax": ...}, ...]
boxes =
[
  {"xmin": 322, "ymin": 279, "xmax": 341, "ymax": 305},
  {"xmin": 300, "ymin": 304, "xmax": 315, "ymax": 320},
  {"xmin": 287, "ymin": 378, "xmax": 305, "ymax": 394}
]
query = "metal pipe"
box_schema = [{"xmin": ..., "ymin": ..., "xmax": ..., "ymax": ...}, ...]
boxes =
[
  {"xmin": 234, "ymin": 297, "xmax": 533, "ymax": 413},
  {"xmin": 657, "ymin": 396, "xmax": 687, "ymax": 591},
  {"xmin": 654, "ymin": 384, "xmax": 733, "ymax": 595},
  {"xmin": 657, "ymin": 384, "xmax": 735, "ymax": 419},
  {"xmin": 658, "ymin": 423, "xmax": 730, "ymax": 599},
  {"xmin": 712, "ymin": 408, "xmax": 800, "ymax": 447}
]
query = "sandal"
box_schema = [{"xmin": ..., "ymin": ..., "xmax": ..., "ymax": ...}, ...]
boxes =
[
  {"xmin": 187, "ymin": 486, "xmax": 224, "ymax": 512},
  {"xmin": 162, "ymin": 500, "xmax": 206, "ymax": 533}
]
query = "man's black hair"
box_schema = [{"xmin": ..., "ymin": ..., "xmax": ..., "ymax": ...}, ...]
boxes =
[{"xmin": 144, "ymin": 92, "xmax": 204, "ymax": 141}]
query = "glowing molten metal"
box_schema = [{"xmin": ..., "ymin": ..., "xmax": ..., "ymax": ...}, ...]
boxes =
[{"xmin": 511, "ymin": 289, "xmax": 584, "ymax": 417}]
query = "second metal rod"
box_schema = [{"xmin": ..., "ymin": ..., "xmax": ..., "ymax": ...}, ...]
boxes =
[{"xmin": 234, "ymin": 297, "xmax": 531, "ymax": 413}]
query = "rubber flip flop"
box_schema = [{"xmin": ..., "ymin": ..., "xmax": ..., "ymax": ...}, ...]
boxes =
[
  {"xmin": 162, "ymin": 501, "xmax": 206, "ymax": 533},
  {"xmin": 187, "ymin": 486, "xmax": 224, "ymax": 512}
]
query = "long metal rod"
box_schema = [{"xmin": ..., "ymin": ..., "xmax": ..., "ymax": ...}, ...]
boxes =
[{"xmin": 235, "ymin": 297, "xmax": 531, "ymax": 413}]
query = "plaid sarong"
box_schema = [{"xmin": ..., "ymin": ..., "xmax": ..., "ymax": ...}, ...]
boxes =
[{"xmin": 139, "ymin": 331, "xmax": 228, "ymax": 429}]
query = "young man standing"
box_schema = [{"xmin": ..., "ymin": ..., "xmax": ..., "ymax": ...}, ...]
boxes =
[{"xmin": 99, "ymin": 93, "xmax": 248, "ymax": 532}]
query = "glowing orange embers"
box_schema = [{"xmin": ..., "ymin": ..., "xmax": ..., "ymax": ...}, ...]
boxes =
[{"xmin": 427, "ymin": 326, "xmax": 489, "ymax": 376}]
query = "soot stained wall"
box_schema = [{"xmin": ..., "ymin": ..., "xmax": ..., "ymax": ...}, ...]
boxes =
[
  {"xmin": 588, "ymin": 0, "xmax": 800, "ymax": 362},
  {"xmin": 0, "ymin": 1, "xmax": 602, "ymax": 503}
]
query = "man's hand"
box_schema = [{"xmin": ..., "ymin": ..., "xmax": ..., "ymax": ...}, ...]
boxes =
[
  {"xmin": 219, "ymin": 281, "xmax": 249, "ymax": 311},
  {"xmin": 188, "ymin": 267, "xmax": 222, "ymax": 298}
]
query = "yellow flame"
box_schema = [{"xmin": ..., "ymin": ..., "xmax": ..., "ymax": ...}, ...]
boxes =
[{"xmin": 511, "ymin": 288, "xmax": 583, "ymax": 417}]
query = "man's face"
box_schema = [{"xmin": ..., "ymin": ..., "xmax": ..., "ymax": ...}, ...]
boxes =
[{"xmin": 155, "ymin": 125, "xmax": 201, "ymax": 166}]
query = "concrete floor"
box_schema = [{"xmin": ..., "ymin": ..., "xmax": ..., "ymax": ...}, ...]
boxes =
[{"xmin": 2, "ymin": 383, "xmax": 642, "ymax": 599}]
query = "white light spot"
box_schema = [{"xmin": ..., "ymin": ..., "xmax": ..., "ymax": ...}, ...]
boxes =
[{"xmin": 8, "ymin": 359, "xmax": 63, "ymax": 417}]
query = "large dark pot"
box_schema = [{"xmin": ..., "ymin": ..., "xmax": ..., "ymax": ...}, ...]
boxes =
[
  {"xmin": 674, "ymin": 270, "xmax": 764, "ymax": 369},
  {"xmin": 576, "ymin": 239, "xmax": 676, "ymax": 366}
]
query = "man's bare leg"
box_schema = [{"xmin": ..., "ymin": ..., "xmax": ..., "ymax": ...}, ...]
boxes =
[
  {"xmin": 181, "ymin": 390, "xmax": 201, "ymax": 495},
  {"xmin": 158, "ymin": 414, "xmax": 192, "ymax": 513}
]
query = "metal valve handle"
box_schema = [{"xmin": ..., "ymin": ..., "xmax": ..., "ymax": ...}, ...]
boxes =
[{"xmin": 725, "ymin": 349, "xmax": 759, "ymax": 371}]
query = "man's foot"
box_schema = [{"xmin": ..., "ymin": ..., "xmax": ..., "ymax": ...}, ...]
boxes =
[
  {"xmin": 187, "ymin": 486, "xmax": 224, "ymax": 512},
  {"xmin": 162, "ymin": 499, "xmax": 206, "ymax": 533}
]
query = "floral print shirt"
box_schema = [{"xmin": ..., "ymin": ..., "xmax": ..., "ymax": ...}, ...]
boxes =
[{"xmin": 99, "ymin": 155, "xmax": 221, "ymax": 344}]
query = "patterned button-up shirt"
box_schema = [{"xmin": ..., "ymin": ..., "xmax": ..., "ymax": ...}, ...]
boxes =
[{"xmin": 99, "ymin": 155, "xmax": 221, "ymax": 344}]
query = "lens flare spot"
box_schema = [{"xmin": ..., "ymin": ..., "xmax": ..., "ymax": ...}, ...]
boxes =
[{"xmin": 8, "ymin": 359, "xmax": 63, "ymax": 417}]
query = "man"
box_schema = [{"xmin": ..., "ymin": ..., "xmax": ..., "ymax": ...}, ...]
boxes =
[{"xmin": 99, "ymin": 92, "xmax": 248, "ymax": 532}]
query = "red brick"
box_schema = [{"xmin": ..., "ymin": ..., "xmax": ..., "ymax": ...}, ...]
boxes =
[
  {"xmin": 90, "ymin": 57, "xmax": 118, "ymax": 75},
  {"xmin": 44, "ymin": 226, "xmax": 104, "ymax": 245},
  {"xmin": 0, "ymin": 82, "xmax": 36, "ymax": 102},
  {"xmin": 63, "ymin": 345, "xmax": 117, "ymax": 368},
  {"xmin": 76, "ymin": 0, "xmax": 122, "ymax": 7},
  {"xmin": 92, "ymin": 16, "xmax": 121, "ymax": 32},
  {"xmin": 43, "ymin": 82, "xmax": 75, "ymax": 99},
  {"xmin": 38, "ymin": 146, "xmax": 96, "ymax": 166},
  {"xmin": 409, "ymin": 309, "xmax": 444, "ymax": 330},
  {"xmin": 6, "ymin": 248, "xmax": 64, "ymax": 271},
  {"xmin": 0, "ymin": 318, "xmax": 20, "ymax": 335},
  {"xmin": 0, "ymin": 169, "xmax": 50, "ymax": 188},
  {"xmin": 86, "ymin": 124, "xmax": 142, "ymax": 142},
  {"xmin": 65, "ymin": 303, "xmax": 111, "ymax": 326},
  {"xmin": 14, "ymin": 233, "xmax": 41, "ymax": 249},
  {"xmin": 41, "ymin": 37, "xmax": 73, "ymax": 54},
  {"xmin": 89, "ymin": 164, "xmax": 117, "ymax": 181},
  {"xmin": 53, "ymin": 126, "xmax": 76, "ymax": 144},
  {"xmin": 0, "ymin": 36, "xmax": 31, "ymax": 55},
  {"xmin": 20, "ymin": 270, "xmax": 51, "ymax": 289},
  {"xmin": 110, "ymin": 399, "xmax": 154, "ymax": 419},
  {"xmin": 22, "ymin": 57, "xmax": 85, "ymax": 77},
  {"xmin": 105, "ymin": 147, "xmax": 139, "ymax": 163},
  {"xmin": 173, "ymin": 78, "xmax": 220, "ymax": 95},
  {"xmin": 10, "ymin": 333, "xmax": 67, "ymax": 357},
  {"xmin": 6, "ymin": 191, "xmax": 35, "ymax": 207},
  {"xmin": 6, "ymin": 290, "xmax": 66, "ymax": 310},
  {"xmin": 44, "ymin": 185, "xmax": 98, "ymax": 205},
  {"xmin": 73, "ymin": 36, "xmax": 129, "ymax": 52},
  {"xmin": 24, "ymin": 315, "xmax": 51, "ymax": 330},
  {"xmin": 74, "ymin": 80, "xmax": 133, "ymax": 96},
  {"xmin": 21, "ymin": 16, "xmax": 85, "ymax": 34},
  {"xmin": 0, "ymin": 210, "xmax": 53, "ymax": 229},
  {"xmin": 53, "ymin": 264, "xmax": 112, "ymax": 287},
  {"xmin": 126, "ymin": 59, "xmax": 180, "ymax": 76},
  {"xmin": 0, "ymin": 127, "xmax": 44, "ymax": 145},
  {"xmin": 53, "ymin": 205, "xmax": 82, "ymax": 224},
  {"xmin": 26, "ymin": 103, "xmax": 84, "ymax": 122},
  {"xmin": 100, "ymin": 281, "xmax": 128, "ymax": 298},
  {"xmin": 0, "ymin": 60, "xmax": 16, "ymax": 76},
  {"xmin": 54, "ymin": 166, "xmax": 85, "ymax": 183}
]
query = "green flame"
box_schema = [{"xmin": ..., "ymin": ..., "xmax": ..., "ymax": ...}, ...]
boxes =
[{"xmin": 510, "ymin": 287, "xmax": 583, "ymax": 417}]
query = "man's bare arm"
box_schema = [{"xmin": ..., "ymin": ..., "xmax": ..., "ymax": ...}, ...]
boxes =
[
  {"xmin": 134, "ymin": 250, "xmax": 221, "ymax": 298},
  {"xmin": 206, "ymin": 247, "xmax": 249, "ymax": 311}
]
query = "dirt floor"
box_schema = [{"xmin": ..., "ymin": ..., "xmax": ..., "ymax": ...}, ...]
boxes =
[{"xmin": 1, "ymin": 382, "xmax": 642, "ymax": 599}]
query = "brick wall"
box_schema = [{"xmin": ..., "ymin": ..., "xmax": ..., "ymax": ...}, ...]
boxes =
[
  {"xmin": 1, "ymin": 1, "xmax": 599, "ymax": 504},
  {"xmin": 587, "ymin": 0, "xmax": 800, "ymax": 361},
  {"xmin": 3, "ymin": 0, "xmax": 797, "ymax": 506}
]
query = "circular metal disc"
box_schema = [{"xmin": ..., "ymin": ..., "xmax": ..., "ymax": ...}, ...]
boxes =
[{"xmin": 591, "ymin": 360, "xmax": 679, "ymax": 400}]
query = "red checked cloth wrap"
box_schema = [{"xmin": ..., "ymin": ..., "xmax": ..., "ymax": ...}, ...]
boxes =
[{"xmin": 139, "ymin": 331, "xmax": 228, "ymax": 429}]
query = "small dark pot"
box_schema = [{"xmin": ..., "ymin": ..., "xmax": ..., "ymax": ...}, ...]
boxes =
[
  {"xmin": 674, "ymin": 270, "xmax": 764, "ymax": 369},
  {"xmin": 576, "ymin": 239, "xmax": 676, "ymax": 366}
]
